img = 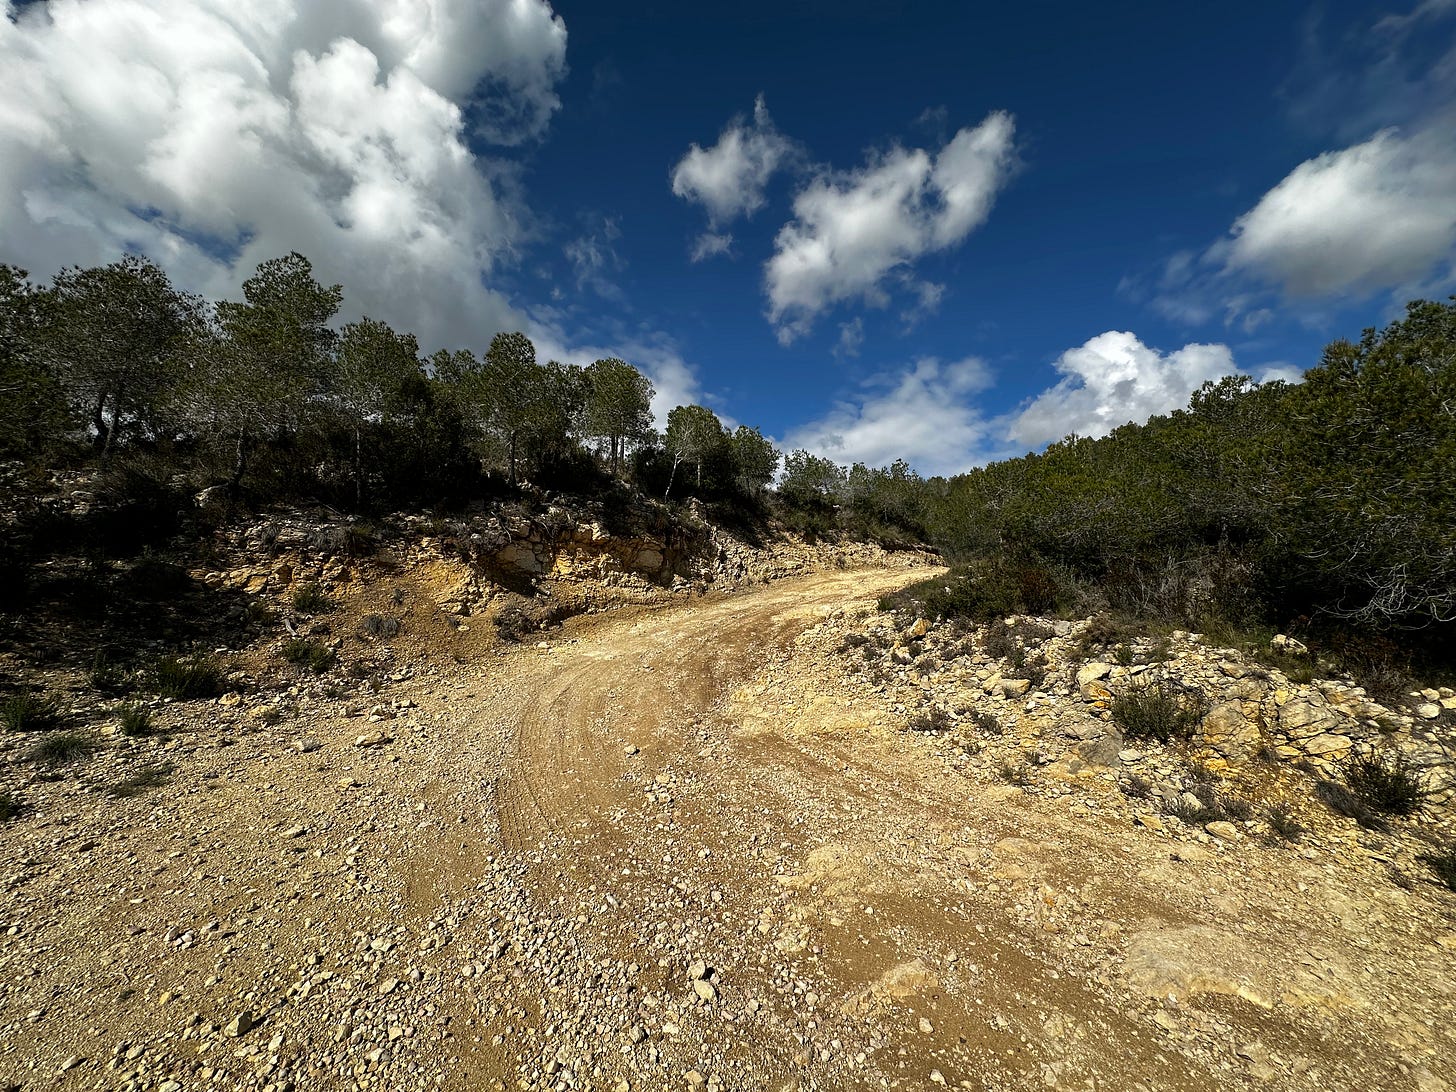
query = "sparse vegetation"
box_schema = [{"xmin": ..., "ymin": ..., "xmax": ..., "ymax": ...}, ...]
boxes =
[
  {"xmin": 1119, "ymin": 775, "xmax": 1153, "ymax": 800},
  {"xmin": 116, "ymin": 704, "xmax": 154, "ymax": 737},
  {"xmin": 907, "ymin": 706, "xmax": 952, "ymax": 733},
  {"xmin": 2, "ymin": 691, "xmax": 65, "ymax": 732},
  {"xmin": 1341, "ymin": 751, "xmax": 1426, "ymax": 816},
  {"xmin": 1111, "ymin": 682, "xmax": 1208, "ymax": 745},
  {"xmin": 969, "ymin": 709, "xmax": 1003, "ymax": 735},
  {"xmin": 27, "ymin": 730, "xmax": 99, "ymax": 766},
  {"xmin": 0, "ymin": 789, "xmax": 22, "ymax": 821},
  {"xmin": 1315, "ymin": 778, "xmax": 1389, "ymax": 831},
  {"xmin": 282, "ymin": 638, "xmax": 337, "ymax": 674},
  {"xmin": 88, "ymin": 653, "xmax": 133, "ymax": 694},
  {"xmin": 360, "ymin": 613, "xmax": 402, "ymax": 639},
  {"xmin": 291, "ymin": 583, "xmax": 335, "ymax": 615},
  {"xmin": 998, "ymin": 758, "xmax": 1032, "ymax": 785},
  {"xmin": 148, "ymin": 655, "xmax": 224, "ymax": 700}
]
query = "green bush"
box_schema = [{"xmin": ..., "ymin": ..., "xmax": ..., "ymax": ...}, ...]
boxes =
[
  {"xmin": 148, "ymin": 655, "xmax": 224, "ymax": 700},
  {"xmin": 117, "ymin": 704, "xmax": 154, "ymax": 737},
  {"xmin": 291, "ymin": 583, "xmax": 335, "ymax": 615},
  {"xmin": 88, "ymin": 654, "xmax": 133, "ymax": 695},
  {"xmin": 27, "ymin": 731, "xmax": 99, "ymax": 766},
  {"xmin": 880, "ymin": 556, "xmax": 1070, "ymax": 624},
  {"xmin": 1, "ymin": 691, "xmax": 64, "ymax": 732},
  {"xmin": 282, "ymin": 638, "xmax": 336, "ymax": 674},
  {"xmin": 1111, "ymin": 682, "xmax": 1208, "ymax": 744},
  {"xmin": 1341, "ymin": 752, "xmax": 1425, "ymax": 816}
]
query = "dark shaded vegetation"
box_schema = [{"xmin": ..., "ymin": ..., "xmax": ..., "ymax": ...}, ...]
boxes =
[
  {"xmin": 1264, "ymin": 803, "xmax": 1307, "ymax": 844},
  {"xmin": 147, "ymin": 655, "xmax": 224, "ymax": 700},
  {"xmin": 2, "ymin": 691, "xmax": 65, "ymax": 733},
  {"xmin": 1339, "ymin": 752, "xmax": 1427, "ymax": 817},
  {"xmin": 281, "ymin": 638, "xmax": 337, "ymax": 674},
  {"xmin": 1111, "ymin": 683, "xmax": 1209, "ymax": 745},
  {"xmin": 1420, "ymin": 847, "xmax": 1456, "ymax": 892},
  {"xmin": 26, "ymin": 730, "xmax": 99, "ymax": 766},
  {"xmin": 116, "ymin": 704, "xmax": 154, "ymax": 738},
  {"xmin": 882, "ymin": 297, "xmax": 1456, "ymax": 692}
]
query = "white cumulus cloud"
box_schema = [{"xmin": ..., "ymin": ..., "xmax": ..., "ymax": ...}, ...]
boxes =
[
  {"xmin": 766, "ymin": 111, "xmax": 1016, "ymax": 343},
  {"xmin": 784, "ymin": 357, "xmax": 994, "ymax": 477},
  {"xmin": 1008, "ymin": 332, "xmax": 1241, "ymax": 449},
  {"xmin": 1218, "ymin": 127, "xmax": 1456, "ymax": 298},
  {"xmin": 670, "ymin": 94, "xmax": 795, "ymax": 239},
  {"xmin": 0, "ymin": 0, "xmax": 568, "ymax": 351}
]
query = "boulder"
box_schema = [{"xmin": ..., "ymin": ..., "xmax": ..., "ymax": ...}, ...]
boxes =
[
  {"xmin": 1199, "ymin": 702, "xmax": 1260, "ymax": 760},
  {"xmin": 1277, "ymin": 699, "xmax": 1342, "ymax": 739}
]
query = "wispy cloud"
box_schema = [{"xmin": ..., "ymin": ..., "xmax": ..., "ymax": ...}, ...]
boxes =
[{"xmin": 765, "ymin": 112, "xmax": 1017, "ymax": 343}]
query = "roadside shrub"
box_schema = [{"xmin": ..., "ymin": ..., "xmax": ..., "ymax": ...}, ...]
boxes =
[
  {"xmin": 88, "ymin": 653, "xmax": 133, "ymax": 695},
  {"xmin": 148, "ymin": 655, "xmax": 224, "ymax": 700},
  {"xmin": 360, "ymin": 614, "xmax": 401, "ymax": 639},
  {"xmin": 27, "ymin": 731, "xmax": 99, "ymax": 766},
  {"xmin": 982, "ymin": 621, "xmax": 1016, "ymax": 660},
  {"xmin": 291, "ymin": 584, "xmax": 335, "ymax": 615},
  {"xmin": 0, "ymin": 789, "xmax": 22, "ymax": 821},
  {"xmin": 969, "ymin": 709, "xmax": 1003, "ymax": 735},
  {"xmin": 838, "ymin": 633, "xmax": 870, "ymax": 652},
  {"xmin": 493, "ymin": 599, "xmax": 567, "ymax": 643},
  {"xmin": 117, "ymin": 704, "xmax": 154, "ymax": 737},
  {"xmin": 1341, "ymin": 751, "xmax": 1425, "ymax": 816},
  {"xmin": 1111, "ymin": 682, "xmax": 1208, "ymax": 744},
  {"xmin": 907, "ymin": 706, "xmax": 952, "ymax": 733},
  {"xmin": 1, "ymin": 691, "xmax": 64, "ymax": 732},
  {"xmin": 282, "ymin": 639, "xmax": 337, "ymax": 674},
  {"xmin": 879, "ymin": 556, "xmax": 1070, "ymax": 623},
  {"xmin": 1079, "ymin": 613, "xmax": 1142, "ymax": 649},
  {"xmin": 998, "ymin": 758, "xmax": 1031, "ymax": 785}
]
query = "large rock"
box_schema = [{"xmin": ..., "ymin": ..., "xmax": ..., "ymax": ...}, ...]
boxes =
[
  {"xmin": 1077, "ymin": 663, "xmax": 1114, "ymax": 702},
  {"xmin": 1199, "ymin": 702, "xmax": 1260, "ymax": 760},
  {"xmin": 1277, "ymin": 699, "xmax": 1342, "ymax": 739}
]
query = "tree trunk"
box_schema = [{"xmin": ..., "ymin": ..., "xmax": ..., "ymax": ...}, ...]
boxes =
[
  {"xmin": 509, "ymin": 430, "xmax": 518, "ymax": 486},
  {"xmin": 665, "ymin": 453, "xmax": 681, "ymax": 499},
  {"xmin": 229, "ymin": 428, "xmax": 249, "ymax": 494},
  {"xmin": 354, "ymin": 425, "xmax": 363, "ymax": 511},
  {"xmin": 91, "ymin": 394, "xmax": 109, "ymax": 455}
]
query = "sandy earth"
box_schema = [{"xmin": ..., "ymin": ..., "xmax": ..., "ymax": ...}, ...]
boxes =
[{"xmin": 3, "ymin": 567, "xmax": 1454, "ymax": 1092}]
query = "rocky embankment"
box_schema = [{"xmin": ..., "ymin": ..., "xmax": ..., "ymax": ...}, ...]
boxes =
[
  {"xmin": 199, "ymin": 499, "xmax": 930, "ymax": 626},
  {"xmin": 845, "ymin": 608, "xmax": 1456, "ymax": 882}
]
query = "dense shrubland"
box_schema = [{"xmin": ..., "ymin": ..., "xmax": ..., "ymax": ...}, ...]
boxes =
[{"xmin": 892, "ymin": 297, "xmax": 1456, "ymax": 683}]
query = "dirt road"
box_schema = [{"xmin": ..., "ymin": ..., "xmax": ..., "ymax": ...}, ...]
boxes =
[{"xmin": 3, "ymin": 567, "xmax": 1451, "ymax": 1091}]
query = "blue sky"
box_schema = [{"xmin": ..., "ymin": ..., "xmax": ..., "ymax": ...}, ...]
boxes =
[{"xmin": 3, "ymin": 0, "xmax": 1454, "ymax": 475}]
